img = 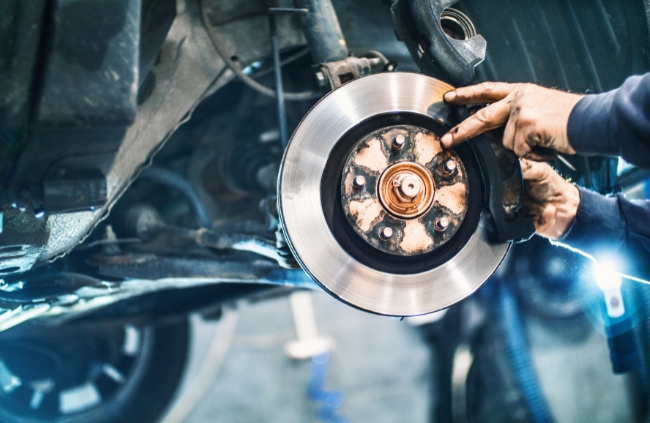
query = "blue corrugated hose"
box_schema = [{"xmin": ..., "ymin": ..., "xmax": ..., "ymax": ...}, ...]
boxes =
[
  {"xmin": 307, "ymin": 353, "xmax": 349, "ymax": 423},
  {"xmin": 498, "ymin": 283, "xmax": 555, "ymax": 423}
]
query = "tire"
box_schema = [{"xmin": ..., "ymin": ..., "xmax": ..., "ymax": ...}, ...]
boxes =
[{"xmin": 0, "ymin": 318, "xmax": 190, "ymax": 423}]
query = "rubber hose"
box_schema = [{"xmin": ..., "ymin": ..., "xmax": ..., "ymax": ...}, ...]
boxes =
[
  {"xmin": 498, "ymin": 283, "xmax": 554, "ymax": 423},
  {"xmin": 140, "ymin": 166, "xmax": 212, "ymax": 228}
]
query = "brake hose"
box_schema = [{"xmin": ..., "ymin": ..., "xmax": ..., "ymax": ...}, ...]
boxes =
[{"xmin": 498, "ymin": 282, "xmax": 555, "ymax": 423}]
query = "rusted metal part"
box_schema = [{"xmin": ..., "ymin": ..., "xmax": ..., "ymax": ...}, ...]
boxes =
[
  {"xmin": 341, "ymin": 124, "xmax": 469, "ymax": 256},
  {"xmin": 378, "ymin": 161, "xmax": 434, "ymax": 219}
]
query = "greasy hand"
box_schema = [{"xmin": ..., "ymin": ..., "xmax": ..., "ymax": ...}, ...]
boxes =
[
  {"xmin": 521, "ymin": 159, "xmax": 580, "ymax": 240},
  {"xmin": 441, "ymin": 82, "xmax": 583, "ymax": 160}
]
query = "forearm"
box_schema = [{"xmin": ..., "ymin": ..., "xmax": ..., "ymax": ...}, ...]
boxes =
[
  {"xmin": 556, "ymin": 187, "xmax": 650, "ymax": 281},
  {"xmin": 567, "ymin": 74, "xmax": 650, "ymax": 168}
]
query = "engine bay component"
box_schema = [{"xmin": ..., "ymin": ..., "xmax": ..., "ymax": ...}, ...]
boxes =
[
  {"xmin": 279, "ymin": 72, "xmax": 521, "ymax": 316},
  {"xmin": 317, "ymin": 55, "xmax": 389, "ymax": 89}
]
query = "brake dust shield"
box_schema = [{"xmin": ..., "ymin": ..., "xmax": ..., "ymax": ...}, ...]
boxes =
[{"xmin": 279, "ymin": 73, "xmax": 509, "ymax": 316}]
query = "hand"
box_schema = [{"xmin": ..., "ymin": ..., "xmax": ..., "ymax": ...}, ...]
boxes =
[
  {"xmin": 440, "ymin": 82, "xmax": 583, "ymax": 159},
  {"xmin": 520, "ymin": 159, "xmax": 580, "ymax": 240}
]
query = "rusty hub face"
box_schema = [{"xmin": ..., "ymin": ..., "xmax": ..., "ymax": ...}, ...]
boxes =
[{"xmin": 341, "ymin": 124, "xmax": 470, "ymax": 256}]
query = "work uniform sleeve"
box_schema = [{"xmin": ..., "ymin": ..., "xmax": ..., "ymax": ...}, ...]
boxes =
[
  {"xmin": 556, "ymin": 187, "xmax": 650, "ymax": 282},
  {"xmin": 568, "ymin": 73, "xmax": 650, "ymax": 168}
]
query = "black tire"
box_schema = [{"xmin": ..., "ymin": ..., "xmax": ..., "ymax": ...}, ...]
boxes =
[{"xmin": 0, "ymin": 318, "xmax": 190, "ymax": 423}]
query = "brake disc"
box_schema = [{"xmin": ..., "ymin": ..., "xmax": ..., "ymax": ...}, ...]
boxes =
[{"xmin": 279, "ymin": 72, "xmax": 513, "ymax": 316}]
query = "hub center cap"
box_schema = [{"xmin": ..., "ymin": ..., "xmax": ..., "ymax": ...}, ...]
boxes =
[{"xmin": 379, "ymin": 162, "xmax": 434, "ymax": 219}]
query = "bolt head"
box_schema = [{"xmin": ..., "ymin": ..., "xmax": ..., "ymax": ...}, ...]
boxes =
[
  {"xmin": 435, "ymin": 216, "xmax": 450, "ymax": 231},
  {"xmin": 315, "ymin": 71, "xmax": 327, "ymax": 87},
  {"xmin": 353, "ymin": 175, "xmax": 366, "ymax": 189},
  {"xmin": 443, "ymin": 159, "xmax": 457, "ymax": 174},
  {"xmin": 392, "ymin": 134, "xmax": 406, "ymax": 150},
  {"xmin": 379, "ymin": 227, "xmax": 393, "ymax": 240},
  {"xmin": 417, "ymin": 43, "xmax": 426, "ymax": 57}
]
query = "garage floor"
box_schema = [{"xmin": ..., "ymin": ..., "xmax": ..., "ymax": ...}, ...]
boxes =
[
  {"xmin": 162, "ymin": 291, "xmax": 431, "ymax": 423},
  {"xmin": 159, "ymin": 288, "xmax": 635, "ymax": 423}
]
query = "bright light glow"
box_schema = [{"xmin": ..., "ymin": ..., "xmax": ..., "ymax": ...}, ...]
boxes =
[
  {"xmin": 593, "ymin": 260, "xmax": 625, "ymax": 318},
  {"xmin": 594, "ymin": 261, "xmax": 623, "ymax": 291}
]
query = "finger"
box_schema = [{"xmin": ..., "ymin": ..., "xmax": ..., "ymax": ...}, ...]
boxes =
[
  {"xmin": 522, "ymin": 198, "xmax": 543, "ymax": 219},
  {"xmin": 524, "ymin": 147, "xmax": 558, "ymax": 162},
  {"xmin": 513, "ymin": 130, "xmax": 533, "ymax": 158},
  {"xmin": 443, "ymin": 82, "xmax": 518, "ymax": 105},
  {"xmin": 539, "ymin": 205, "xmax": 560, "ymax": 239},
  {"xmin": 520, "ymin": 158, "xmax": 553, "ymax": 182},
  {"xmin": 502, "ymin": 116, "xmax": 517, "ymax": 152},
  {"xmin": 440, "ymin": 98, "xmax": 511, "ymax": 148},
  {"xmin": 523, "ymin": 200, "xmax": 556, "ymax": 238},
  {"xmin": 522, "ymin": 199, "xmax": 545, "ymax": 227}
]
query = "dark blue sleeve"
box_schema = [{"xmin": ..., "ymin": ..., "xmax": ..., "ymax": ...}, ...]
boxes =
[
  {"xmin": 556, "ymin": 187, "xmax": 650, "ymax": 281},
  {"xmin": 568, "ymin": 73, "xmax": 650, "ymax": 168}
]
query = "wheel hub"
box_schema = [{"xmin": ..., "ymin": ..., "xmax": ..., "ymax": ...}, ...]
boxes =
[{"xmin": 340, "ymin": 125, "xmax": 469, "ymax": 256}]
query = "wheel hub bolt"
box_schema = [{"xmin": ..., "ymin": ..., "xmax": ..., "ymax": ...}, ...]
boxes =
[
  {"xmin": 392, "ymin": 134, "xmax": 406, "ymax": 150},
  {"xmin": 443, "ymin": 159, "xmax": 457, "ymax": 174},
  {"xmin": 353, "ymin": 175, "xmax": 366, "ymax": 189},
  {"xmin": 434, "ymin": 217, "xmax": 450, "ymax": 231},
  {"xmin": 379, "ymin": 227, "xmax": 393, "ymax": 240}
]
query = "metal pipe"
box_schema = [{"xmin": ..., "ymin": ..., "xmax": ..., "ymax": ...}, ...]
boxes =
[
  {"xmin": 269, "ymin": 15, "xmax": 289, "ymax": 147},
  {"xmin": 295, "ymin": 0, "xmax": 348, "ymax": 64}
]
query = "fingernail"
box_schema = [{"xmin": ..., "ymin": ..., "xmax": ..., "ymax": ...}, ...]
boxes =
[
  {"xmin": 441, "ymin": 133, "xmax": 452, "ymax": 147},
  {"xmin": 443, "ymin": 91, "xmax": 456, "ymax": 102}
]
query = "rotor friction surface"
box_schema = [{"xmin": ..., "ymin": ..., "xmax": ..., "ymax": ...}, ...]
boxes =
[{"xmin": 279, "ymin": 73, "xmax": 509, "ymax": 316}]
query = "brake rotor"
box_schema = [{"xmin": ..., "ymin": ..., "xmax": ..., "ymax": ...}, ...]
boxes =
[{"xmin": 279, "ymin": 72, "xmax": 509, "ymax": 316}]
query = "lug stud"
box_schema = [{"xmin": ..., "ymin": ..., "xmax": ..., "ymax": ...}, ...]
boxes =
[
  {"xmin": 434, "ymin": 217, "xmax": 450, "ymax": 231},
  {"xmin": 392, "ymin": 134, "xmax": 406, "ymax": 150},
  {"xmin": 353, "ymin": 175, "xmax": 366, "ymax": 189},
  {"xmin": 443, "ymin": 159, "xmax": 457, "ymax": 174},
  {"xmin": 379, "ymin": 227, "xmax": 394, "ymax": 240}
]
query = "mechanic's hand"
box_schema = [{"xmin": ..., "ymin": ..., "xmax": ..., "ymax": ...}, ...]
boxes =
[
  {"xmin": 440, "ymin": 82, "xmax": 583, "ymax": 160},
  {"xmin": 520, "ymin": 159, "xmax": 580, "ymax": 240}
]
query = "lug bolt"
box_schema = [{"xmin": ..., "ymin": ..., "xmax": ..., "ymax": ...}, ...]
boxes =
[
  {"xmin": 353, "ymin": 175, "xmax": 366, "ymax": 189},
  {"xmin": 443, "ymin": 159, "xmax": 457, "ymax": 174},
  {"xmin": 379, "ymin": 227, "xmax": 394, "ymax": 240},
  {"xmin": 434, "ymin": 217, "xmax": 450, "ymax": 231},
  {"xmin": 392, "ymin": 134, "xmax": 406, "ymax": 150}
]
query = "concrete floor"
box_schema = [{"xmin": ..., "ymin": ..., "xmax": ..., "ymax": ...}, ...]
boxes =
[
  {"xmin": 163, "ymin": 291, "xmax": 431, "ymax": 423},
  {"xmin": 159, "ymin": 289, "xmax": 636, "ymax": 423}
]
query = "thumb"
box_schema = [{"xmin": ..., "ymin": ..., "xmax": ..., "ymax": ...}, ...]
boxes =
[{"xmin": 520, "ymin": 158, "xmax": 552, "ymax": 182}]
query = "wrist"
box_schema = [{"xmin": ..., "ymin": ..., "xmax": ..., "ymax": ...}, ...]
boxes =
[
  {"xmin": 559, "ymin": 93, "xmax": 584, "ymax": 155},
  {"xmin": 554, "ymin": 183, "xmax": 580, "ymax": 239}
]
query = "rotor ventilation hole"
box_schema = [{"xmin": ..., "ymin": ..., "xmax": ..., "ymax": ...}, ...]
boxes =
[{"xmin": 440, "ymin": 8, "xmax": 477, "ymax": 40}]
